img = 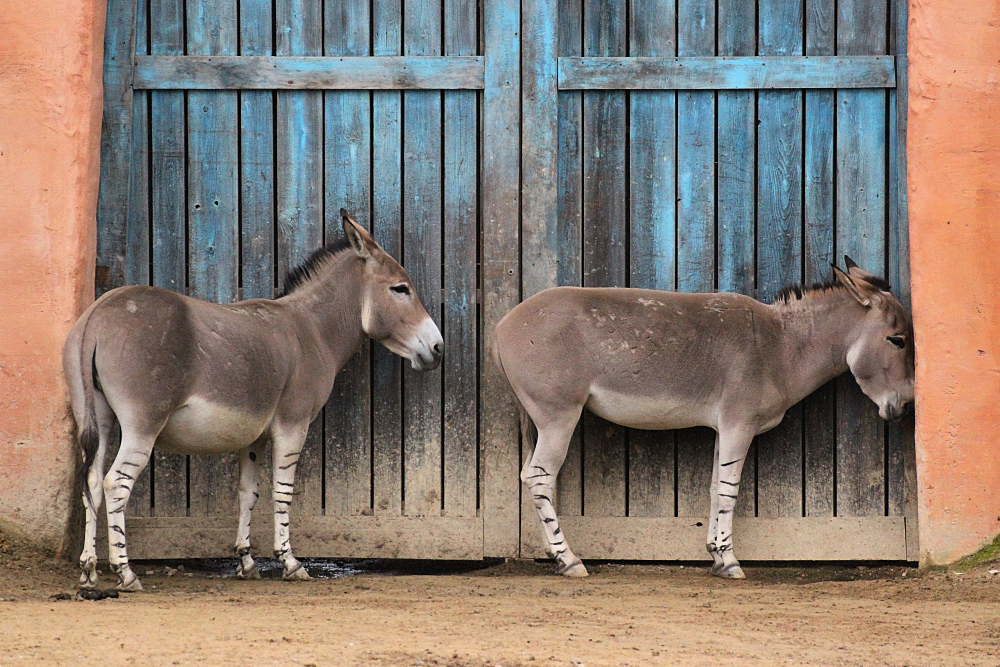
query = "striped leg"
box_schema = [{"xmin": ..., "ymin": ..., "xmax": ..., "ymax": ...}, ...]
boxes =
[
  {"xmin": 79, "ymin": 392, "xmax": 115, "ymax": 589},
  {"xmin": 104, "ymin": 427, "xmax": 154, "ymax": 591},
  {"xmin": 234, "ymin": 441, "xmax": 264, "ymax": 579},
  {"xmin": 270, "ymin": 424, "xmax": 310, "ymax": 581},
  {"xmin": 710, "ymin": 426, "xmax": 754, "ymax": 579},
  {"xmin": 705, "ymin": 433, "xmax": 724, "ymax": 571},
  {"xmin": 522, "ymin": 419, "xmax": 586, "ymax": 577}
]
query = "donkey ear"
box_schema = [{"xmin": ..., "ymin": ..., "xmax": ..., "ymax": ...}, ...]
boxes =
[
  {"xmin": 843, "ymin": 254, "xmax": 882, "ymax": 287},
  {"xmin": 341, "ymin": 209, "xmax": 374, "ymax": 259},
  {"xmin": 833, "ymin": 264, "xmax": 872, "ymax": 307}
]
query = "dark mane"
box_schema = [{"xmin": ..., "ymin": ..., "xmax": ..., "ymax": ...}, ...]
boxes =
[
  {"xmin": 280, "ymin": 235, "xmax": 353, "ymax": 296},
  {"xmin": 771, "ymin": 274, "xmax": 892, "ymax": 304}
]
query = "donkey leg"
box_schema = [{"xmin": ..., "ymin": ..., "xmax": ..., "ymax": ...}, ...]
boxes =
[
  {"xmin": 104, "ymin": 427, "xmax": 154, "ymax": 591},
  {"xmin": 270, "ymin": 424, "xmax": 310, "ymax": 581},
  {"xmin": 705, "ymin": 433, "xmax": 725, "ymax": 572},
  {"xmin": 79, "ymin": 392, "xmax": 115, "ymax": 589},
  {"xmin": 522, "ymin": 417, "xmax": 584, "ymax": 577},
  {"xmin": 234, "ymin": 440, "xmax": 265, "ymax": 580},
  {"xmin": 710, "ymin": 427, "xmax": 755, "ymax": 580}
]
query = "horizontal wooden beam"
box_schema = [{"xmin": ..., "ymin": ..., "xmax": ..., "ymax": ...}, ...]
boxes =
[
  {"xmin": 133, "ymin": 56, "xmax": 485, "ymax": 90},
  {"xmin": 558, "ymin": 56, "xmax": 896, "ymax": 90},
  {"xmin": 521, "ymin": 516, "xmax": 910, "ymax": 561},
  {"xmin": 102, "ymin": 515, "xmax": 484, "ymax": 560}
]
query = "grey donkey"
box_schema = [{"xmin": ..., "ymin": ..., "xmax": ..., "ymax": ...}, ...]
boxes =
[
  {"xmin": 493, "ymin": 258, "xmax": 914, "ymax": 579},
  {"xmin": 63, "ymin": 212, "xmax": 443, "ymax": 590}
]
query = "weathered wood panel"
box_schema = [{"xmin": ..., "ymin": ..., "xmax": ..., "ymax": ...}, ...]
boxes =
[
  {"xmin": 112, "ymin": 516, "xmax": 484, "ymax": 559},
  {"xmin": 186, "ymin": 0, "xmax": 241, "ymax": 518},
  {"xmin": 402, "ymin": 0, "xmax": 444, "ymax": 517},
  {"xmin": 755, "ymin": 0, "xmax": 804, "ymax": 519},
  {"xmin": 803, "ymin": 0, "xmax": 837, "ymax": 518},
  {"xmin": 581, "ymin": 0, "xmax": 628, "ymax": 519},
  {"xmin": 674, "ymin": 0, "xmax": 716, "ymax": 519},
  {"xmin": 836, "ymin": 0, "xmax": 888, "ymax": 518},
  {"xmin": 626, "ymin": 0, "xmax": 676, "ymax": 519},
  {"xmin": 553, "ymin": 0, "xmax": 584, "ymax": 521},
  {"xmin": 135, "ymin": 55, "xmax": 486, "ymax": 89},
  {"xmin": 324, "ymin": 0, "xmax": 373, "ymax": 519},
  {"xmin": 717, "ymin": 0, "xmax": 756, "ymax": 519},
  {"xmin": 482, "ymin": 0, "xmax": 521, "ymax": 555},
  {"xmin": 557, "ymin": 56, "xmax": 896, "ymax": 89},
  {"xmin": 442, "ymin": 0, "xmax": 479, "ymax": 518},
  {"xmin": 96, "ymin": 0, "xmax": 138, "ymax": 296},
  {"xmin": 520, "ymin": 517, "xmax": 908, "ymax": 561},
  {"xmin": 371, "ymin": 0, "xmax": 405, "ymax": 518},
  {"xmin": 123, "ymin": 0, "xmax": 151, "ymax": 518},
  {"xmin": 149, "ymin": 0, "xmax": 189, "ymax": 518}
]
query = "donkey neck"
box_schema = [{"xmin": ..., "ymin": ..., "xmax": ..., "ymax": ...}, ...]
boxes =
[
  {"xmin": 282, "ymin": 252, "xmax": 366, "ymax": 369},
  {"xmin": 769, "ymin": 287, "xmax": 869, "ymax": 405}
]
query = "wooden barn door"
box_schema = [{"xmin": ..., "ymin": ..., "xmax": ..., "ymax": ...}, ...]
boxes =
[
  {"xmin": 95, "ymin": 0, "xmax": 521, "ymax": 559},
  {"xmin": 518, "ymin": 0, "xmax": 916, "ymax": 561}
]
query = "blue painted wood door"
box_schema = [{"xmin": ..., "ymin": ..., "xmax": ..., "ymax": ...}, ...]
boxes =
[
  {"xmin": 98, "ymin": 0, "xmax": 911, "ymax": 560},
  {"xmin": 95, "ymin": 0, "xmax": 522, "ymax": 559},
  {"xmin": 518, "ymin": 0, "xmax": 915, "ymax": 560}
]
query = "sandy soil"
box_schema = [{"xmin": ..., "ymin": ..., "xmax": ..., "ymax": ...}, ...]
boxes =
[{"xmin": 1, "ymin": 531, "xmax": 999, "ymax": 667}]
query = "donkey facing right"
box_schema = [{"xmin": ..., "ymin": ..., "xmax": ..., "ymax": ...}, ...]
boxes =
[{"xmin": 493, "ymin": 258, "xmax": 914, "ymax": 579}]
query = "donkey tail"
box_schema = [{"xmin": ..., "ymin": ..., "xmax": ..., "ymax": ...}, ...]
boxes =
[
  {"xmin": 63, "ymin": 306, "xmax": 101, "ymax": 512},
  {"xmin": 489, "ymin": 331, "xmax": 538, "ymax": 451}
]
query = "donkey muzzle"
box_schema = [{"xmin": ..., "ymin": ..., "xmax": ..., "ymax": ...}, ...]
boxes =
[{"xmin": 409, "ymin": 318, "xmax": 444, "ymax": 371}]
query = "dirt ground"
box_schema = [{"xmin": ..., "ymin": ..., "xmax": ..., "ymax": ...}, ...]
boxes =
[{"xmin": 2, "ymin": 531, "xmax": 999, "ymax": 667}]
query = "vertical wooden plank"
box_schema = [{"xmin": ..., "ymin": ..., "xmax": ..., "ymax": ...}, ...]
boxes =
[
  {"xmin": 674, "ymin": 0, "xmax": 716, "ymax": 519},
  {"xmin": 443, "ymin": 0, "xmax": 479, "ymax": 517},
  {"xmin": 804, "ymin": 0, "xmax": 837, "ymax": 518},
  {"xmin": 272, "ymin": 0, "xmax": 324, "ymax": 518},
  {"xmin": 716, "ymin": 0, "xmax": 756, "ymax": 519},
  {"xmin": 482, "ymin": 0, "xmax": 521, "ymax": 555},
  {"xmin": 186, "ymin": 0, "xmax": 241, "ymax": 518},
  {"xmin": 125, "ymin": 0, "xmax": 151, "ymax": 518},
  {"xmin": 554, "ymin": 0, "xmax": 584, "ymax": 520},
  {"xmin": 756, "ymin": 0, "xmax": 804, "ymax": 519},
  {"xmin": 240, "ymin": 0, "xmax": 275, "ymax": 301},
  {"xmin": 627, "ymin": 0, "xmax": 676, "ymax": 518},
  {"xmin": 887, "ymin": 0, "xmax": 915, "ymax": 556},
  {"xmin": 96, "ymin": 0, "xmax": 138, "ymax": 297},
  {"xmin": 324, "ymin": 0, "xmax": 373, "ymax": 518},
  {"xmin": 372, "ymin": 0, "xmax": 404, "ymax": 517},
  {"xmin": 582, "ymin": 0, "xmax": 627, "ymax": 518},
  {"xmin": 522, "ymin": 0, "xmax": 559, "ymax": 298},
  {"xmin": 150, "ymin": 0, "xmax": 188, "ymax": 518},
  {"xmin": 402, "ymin": 0, "xmax": 443, "ymax": 517},
  {"xmin": 836, "ymin": 0, "xmax": 888, "ymax": 518}
]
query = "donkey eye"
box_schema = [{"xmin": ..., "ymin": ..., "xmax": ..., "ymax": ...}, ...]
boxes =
[
  {"xmin": 886, "ymin": 335, "xmax": 906, "ymax": 349},
  {"xmin": 390, "ymin": 284, "xmax": 410, "ymax": 295}
]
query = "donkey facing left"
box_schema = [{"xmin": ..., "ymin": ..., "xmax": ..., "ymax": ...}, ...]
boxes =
[{"xmin": 63, "ymin": 211, "xmax": 443, "ymax": 591}]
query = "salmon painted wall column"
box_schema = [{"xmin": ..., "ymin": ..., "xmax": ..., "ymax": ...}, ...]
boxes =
[
  {"xmin": 909, "ymin": 0, "xmax": 1000, "ymax": 565},
  {"xmin": 0, "ymin": 0, "xmax": 106, "ymax": 550}
]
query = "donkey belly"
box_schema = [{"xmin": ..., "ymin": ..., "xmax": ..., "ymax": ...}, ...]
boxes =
[
  {"xmin": 586, "ymin": 386, "xmax": 713, "ymax": 431},
  {"xmin": 157, "ymin": 396, "xmax": 269, "ymax": 455}
]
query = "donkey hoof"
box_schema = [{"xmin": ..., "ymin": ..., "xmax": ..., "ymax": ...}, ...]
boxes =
[
  {"xmin": 236, "ymin": 564, "xmax": 261, "ymax": 580},
  {"xmin": 282, "ymin": 562, "xmax": 311, "ymax": 581},
  {"xmin": 78, "ymin": 571, "xmax": 99, "ymax": 589},
  {"xmin": 78, "ymin": 557, "xmax": 99, "ymax": 589},
  {"xmin": 116, "ymin": 575, "xmax": 143, "ymax": 592},
  {"xmin": 711, "ymin": 562, "xmax": 746, "ymax": 580},
  {"xmin": 556, "ymin": 560, "xmax": 589, "ymax": 578}
]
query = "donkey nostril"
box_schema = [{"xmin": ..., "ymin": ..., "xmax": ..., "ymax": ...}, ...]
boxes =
[{"xmin": 432, "ymin": 342, "xmax": 443, "ymax": 356}]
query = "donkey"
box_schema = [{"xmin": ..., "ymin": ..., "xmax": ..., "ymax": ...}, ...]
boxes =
[
  {"xmin": 63, "ymin": 211, "xmax": 443, "ymax": 590},
  {"xmin": 493, "ymin": 258, "xmax": 914, "ymax": 579}
]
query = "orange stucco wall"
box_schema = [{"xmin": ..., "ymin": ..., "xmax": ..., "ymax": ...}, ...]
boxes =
[
  {"xmin": 0, "ymin": 0, "xmax": 105, "ymax": 550},
  {"xmin": 909, "ymin": 0, "xmax": 1000, "ymax": 565}
]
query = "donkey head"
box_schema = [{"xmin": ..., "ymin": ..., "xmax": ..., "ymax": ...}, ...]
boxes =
[
  {"xmin": 834, "ymin": 257, "xmax": 914, "ymax": 421},
  {"xmin": 341, "ymin": 211, "xmax": 443, "ymax": 371}
]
